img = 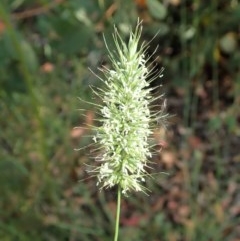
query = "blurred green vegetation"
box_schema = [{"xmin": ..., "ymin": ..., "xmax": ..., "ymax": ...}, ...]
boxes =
[{"xmin": 0, "ymin": 0, "xmax": 239, "ymax": 240}]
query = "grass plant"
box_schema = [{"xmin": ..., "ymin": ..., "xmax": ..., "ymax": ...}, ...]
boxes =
[
  {"xmin": 88, "ymin": 21, "xmax": 166, "ymax": 240},
  {"xmin": 1, "ymin": 1, "xmax": 239, "ymax": 240}
]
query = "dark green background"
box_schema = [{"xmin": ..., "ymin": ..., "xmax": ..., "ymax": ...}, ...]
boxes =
[{"xmin": 0, "ymin": 0, "xmax": 239, "ymax": 240}]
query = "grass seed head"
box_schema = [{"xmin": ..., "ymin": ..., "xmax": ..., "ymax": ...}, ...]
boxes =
[{"xmin": 91, "ymin": 21, "xmax": 165, "ymax": 195}]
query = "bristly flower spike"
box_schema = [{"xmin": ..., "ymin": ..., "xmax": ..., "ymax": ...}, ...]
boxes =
[{"xmin": 90, "ymin": 21, "xmax": 165, "ymax": 195}]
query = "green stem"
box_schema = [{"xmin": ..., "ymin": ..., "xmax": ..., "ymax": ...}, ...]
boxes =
[{"xmin": 114, "ymin": 185, "xmax": 121, "ymax": 241}]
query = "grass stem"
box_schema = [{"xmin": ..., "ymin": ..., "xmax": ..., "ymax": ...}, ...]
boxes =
[{"xmin": 114, "ymin": 186, "xmax": 121, "ymax": 241}]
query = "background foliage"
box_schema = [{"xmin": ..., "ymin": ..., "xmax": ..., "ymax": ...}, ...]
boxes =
[{"xmin": 0, "ymin": 0, "xmax": 239, "ymax": 240}]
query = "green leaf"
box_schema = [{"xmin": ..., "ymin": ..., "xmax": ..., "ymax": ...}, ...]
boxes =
[
  {"xmin": 20, "ymin": 39, "xmax": 38, "ymax": 72},
  {"xmin": 147, "ymin": 0, "xmax": 167, "ymax": 20},
  {"xmin": 51, "ymin": 18, "xmax": 94, "ymax": 55}
]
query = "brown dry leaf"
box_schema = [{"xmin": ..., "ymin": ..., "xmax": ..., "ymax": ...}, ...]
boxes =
[
  {"xmin": 168, "ymin": 0, "xmax": 181, "ymax": 6},
  {"xmin": 134, "ymin": 0, "xmax": 147, "ymax": 8},
  {"xmin": 154, "ymin": 128, "xmax": 168, "ymax": 149},
  {"xmin": 229, "ymin": 205, "xmax": 240, "ymax": 217},
  {"xmin": 105, "ymin": 3, "xmax": 117, "ymax": 19},
  {"xmin": 167, "ymin": 200, "xmax": 178, "ymax": 211},
  {"xmin": 207, "ymin": 172, "xmax": 218, "ymax": 191},
  {"xmin": 73, "ymin": 197, "xmax": 86, "ymax": 205},
  {"xmin": 63, "ymin": 188, "xmax": 73, "ymax": 198},
  {"xmin": 152, "ymin": 197, "xmax": 165, "ymax": 211},
  {"xmin": 158, "ymin": 139, "xmax": 168, "ymax": 149},
  {"xmin": 161, "ymin": 150, "xmax": 176, "ymax": 169},
  {"xmin": 171, "ymin": 171, "xmax": 185, "ymax": 185},
  {"xmin": 169, "ymin": 185, "xmax": 181, "ymax": 199},
  {"xmin": 178, "ymin": 205, "xmax": 190, "ymax": 219},
  {"xmin": 175, "ymin": 87, "xmax": 185, "ymax": 97},
  {"xmin": 0, "ymin": 21, "xmax": 6, "ymax": 35},
  {"xmin": 227, "ymin": 181, "xmax": 238, "ymax": 194},
  {"xmin": 196, "ymin": 84, "xmax": 208, "ymax": 99},
  {"xmin": 121, "ymin": 214, "xmax": 146, "ymax": 227},
  {"xmin": 85, "ymin": 110, "xmax": 94, "ymax": 127},
  {"xmin": 221, "ymin": 197, "xmax": 231, "ymax": 210},
  {"xmin": 41, "ymin": 62, "xmax": 54, "ymax": 73},
  {"xmin": 71, "ymin": 127, "xmax": 85, "ymax": 138},
  {"xmin": 188, "ymin": 135, "xmax": 202, "ymax": 149}
]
